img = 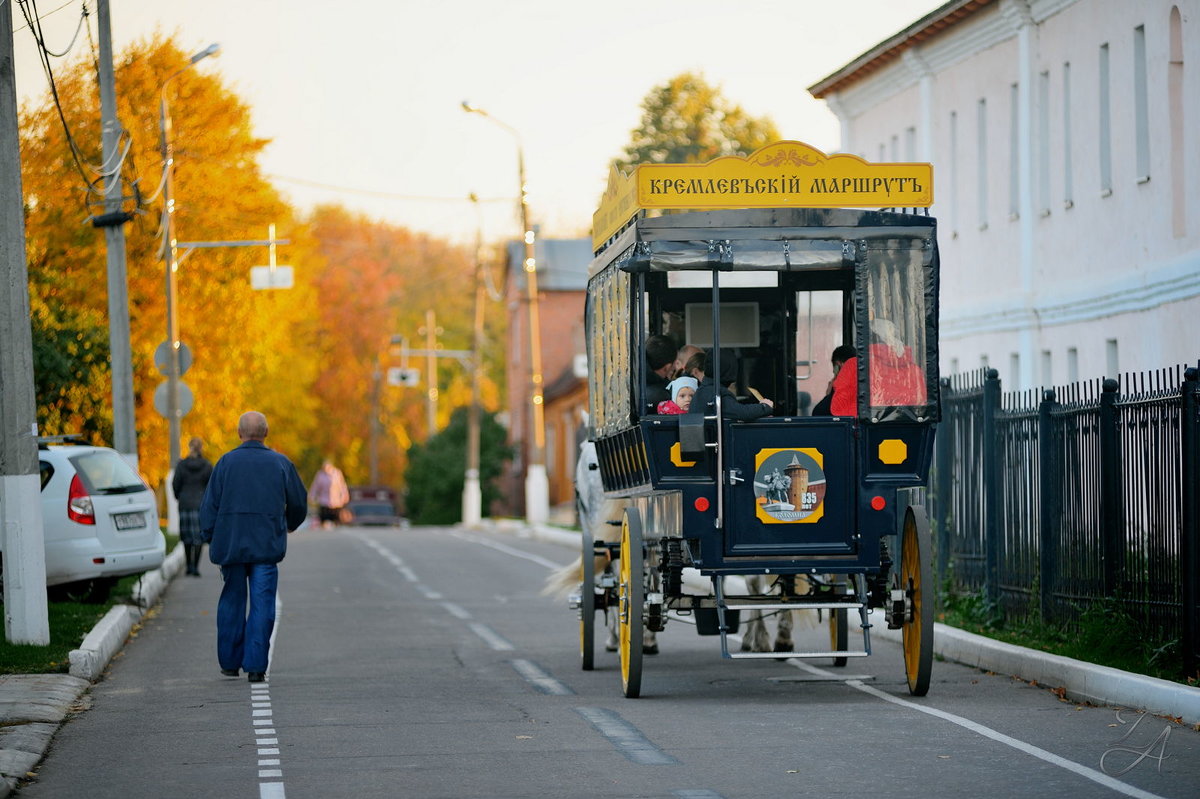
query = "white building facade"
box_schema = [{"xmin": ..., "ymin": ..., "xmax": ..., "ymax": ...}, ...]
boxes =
[{"xmin": 809, "ymin": 0, "xmax": 1198, "ymax": 388}]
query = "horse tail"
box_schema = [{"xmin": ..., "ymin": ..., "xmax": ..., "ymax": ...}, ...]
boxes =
[{"xmin": 541, "ymin": 556, "xmax": 583, "ymax": 597}]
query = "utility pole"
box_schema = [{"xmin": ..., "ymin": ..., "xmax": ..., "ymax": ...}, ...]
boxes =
[
  {"xmin": 0, "ymin": 0, "xmax": 50, "ymax": 644},
  {"xmin": 94, "ymin": 0, "xmax": 138, "ymax": 468},
  {"xmin": 419, "ymin": 309, "xmax": 441, "ymax": 438},
  {"xmin": 462, "ymin": 196, "xmax": 485, "ymax": 526},
  {"xmin": 460, "ymin": 102, "xmax": 548, "ymax": 523},
  {"xmin": 369, "ymin": 365, "xmax": 381, "ymax": 485}
]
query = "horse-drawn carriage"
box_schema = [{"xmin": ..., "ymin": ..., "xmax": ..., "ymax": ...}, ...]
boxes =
[{"xmin": 573, "ymin": 141, "xmax": 940, "ymax": 698}]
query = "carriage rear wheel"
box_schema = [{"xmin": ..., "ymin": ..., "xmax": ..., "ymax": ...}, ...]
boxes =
[
  {"xmin": 901, "ymin": 506, "xmax": 934, "ymax": 696},
  {"xmin": 580, "ymin": 524, "xmax": 596, "ymax": 671},
  {"xmin": 618, "ymin": 509, "xmax": 644, "ymax": 698}
]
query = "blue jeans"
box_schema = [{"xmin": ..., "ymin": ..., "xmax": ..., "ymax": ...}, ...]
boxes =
[{"xmin": 217, "ymin": 562, "xmax": 278, "ymax": 673}]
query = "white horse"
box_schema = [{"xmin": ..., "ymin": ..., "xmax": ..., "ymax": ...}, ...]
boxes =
[{"xmin": 544, "ymin": 441, "xmax": 659, "ymax": 654}]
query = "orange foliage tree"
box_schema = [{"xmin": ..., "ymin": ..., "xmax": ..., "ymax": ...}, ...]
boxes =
[
  {"xmin": 21, "ymin": 34, "xmax": 506, "ymax": 499},
  {"xmin": 20, "ymin": 35, "xmax": 319, "ymax": 488}
]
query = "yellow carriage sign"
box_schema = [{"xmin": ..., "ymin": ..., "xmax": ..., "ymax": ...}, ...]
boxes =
[{"xmin": 593, "ymin": 140, "xmax": 933, "ymax": 249}]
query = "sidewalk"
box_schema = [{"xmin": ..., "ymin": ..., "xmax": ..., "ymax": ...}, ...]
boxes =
[
  {"xmin": 482, "ymin": 517, "xmax": 1200, "ymax": 728},
  {"xmin": 0, "ymin": 544, "xmax": 184, "ymax": 797}
]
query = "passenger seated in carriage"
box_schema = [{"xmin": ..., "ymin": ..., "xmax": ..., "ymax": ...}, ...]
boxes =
[
  {"xmin": 644, "ymin": 334, "xmax": 678, "ymax": 406},
  {"xmin": 690, "ymin": 349, "xmax": 774, "ymax": 420},
  {"xmin": 656, "ymin": 376, "xmax": 697, "ymax": 415},
  {"xmin": 830, "ymin": 319, "xmax": 925, "ymax": 415}
]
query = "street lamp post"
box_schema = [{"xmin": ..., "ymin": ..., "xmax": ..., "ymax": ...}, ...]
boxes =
[
  {"xmin": 462, "ymin": 194, "xmax": 485, "ymax": 526},
  {"xmin": 461, "ymin": 102, "xmax": 548, "ymax": 524},
  {"xmin": 159, "ymin": 44, "xmax": 219, "ymax": 471}
]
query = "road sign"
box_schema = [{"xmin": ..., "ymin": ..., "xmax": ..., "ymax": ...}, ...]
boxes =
[
  {"xmin": 387, "ymin": 367, "xmax": 421, "ymax": 387},
  {"xmin": 153, "ymin": 381, "xmax": 194, "ymax": 418},
  {"xmin": 154, "ymin": 341, "xmax": 192, "ymax": 376},
  {"xmin": 251, "ymin": 266, "xmax": 294, "ymax": 290}
]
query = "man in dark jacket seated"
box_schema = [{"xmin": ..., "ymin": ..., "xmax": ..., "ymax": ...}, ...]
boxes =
[
  {"xmin": 690, "ymin": 349, "xmax": 774, "ymax": 421},
  {"xmin": 644, "ymin": 334, "xmax": 678, "ymax": 407}
]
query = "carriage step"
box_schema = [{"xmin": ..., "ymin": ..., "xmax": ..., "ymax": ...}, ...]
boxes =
[
  {"xmin": 725, "ymin": 650, "xmax": 869, "ymax": 660},
  {"xmin": 721, "ymin": 601, "xmax": 863, "ymax": 612}
]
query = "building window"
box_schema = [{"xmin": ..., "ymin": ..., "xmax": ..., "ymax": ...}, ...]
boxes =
[
  {"xmin": 1133, "ymin": 25, "xmax": 1151, "ymax": 183},
  {"xmin": 1106, "ymin": 339, "xmax": 1119, "ymax": 378},
  {"xmin": 978, "ymin": 98, "xmax": 989, "ymax": 230},
  {"xmin": 1099, "ymin": 43, "xmax": 1112, "ymax": 196},
  {"xmin": 1041, "ymin": 350, "xmax": 1052, "ymax": 386},
  {"xmin": 949, "ymin": 110, "xmax": 959, "ymax": 236},
  {"xmin": 879, "ymin": 142, "xmax": 886, "ymax": 162},
  {"xmin": 1169, "ymin": 7, "xmax": 1186, "ymax": 237},
  {"xmin": 981, "ymin": 354, "xmax": 990, "ymax": 369},
  {"xmin": 1037, "ymin": 71, "xmax": 1051, "ymax": 216},
  {"xmin": 890, "ymin": 134, "xmax": 899, "ymax": 161},
  {"xmin": 905, "ymin": 126, "xmax": 916, "ymax": 160},
  {"xmin": 1063, "ymin": 62, "xmax": 1074, "ymax": 209},
  {"xmin": 1009, "ymin": 83, "xmax": 1020, "ymax": 220},
  {"xmin": 1067, "ymin": 347, "xmax": 1079, "ymax": 383},
  {"xmin": 950, "ymin": 356, "xmax": 960, "ymax": 375},
  {"xmin": 1010, "ymin": 352, "xmax": 1021, "ymax": 390}
]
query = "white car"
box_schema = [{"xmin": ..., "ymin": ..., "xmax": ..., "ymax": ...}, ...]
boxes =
[{"xmin": 20, "ymin": 441, "xmax": 166, "ymax": 602}]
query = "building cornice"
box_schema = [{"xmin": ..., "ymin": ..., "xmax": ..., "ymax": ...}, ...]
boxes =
[
  {"xmin": 809, "ymin": 0, "xmax": 1080, "ymax": 113},
  {"xmin": 808, "ymin": 0, "xmax": 996, "ymax": 98}
]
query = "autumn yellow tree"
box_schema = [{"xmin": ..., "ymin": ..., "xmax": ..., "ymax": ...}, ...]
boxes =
[
  {"xmin": 614, "ymin": 72, "xmax": 780, "ymax": 170},
  {"xmin": 304, "ymin": 206, "xmax": 505, "ymax": 490},
  {"xmin": 20, "ymin": 35, "xmax": 320, "ymax": 488}
]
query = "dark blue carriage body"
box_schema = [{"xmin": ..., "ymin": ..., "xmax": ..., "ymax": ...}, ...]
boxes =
[{"xmin": 587, "ymin": 208, "xmax": 939, "ymax": 578}]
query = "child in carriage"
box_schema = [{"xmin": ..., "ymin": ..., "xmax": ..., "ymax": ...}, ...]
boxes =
[{"xmin": 657, "ymin": 376, "xmax": 697, "ymax": 414}]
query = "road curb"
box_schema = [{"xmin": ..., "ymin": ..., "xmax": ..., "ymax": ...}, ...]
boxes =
[
  {"xmin": 871, "ymin": 622, "xmax": 1200, "ymax": 726},
  {"xmin": 486, "ymin": 519, "xmax": 1200, "ymax": 725},
  {"xmin": 66, "ymin": 543, "xmax": 184, "ymax": 681},
  {"xmin": 0, "ymin": 674, "xmax": 90, "ymax": 799}
]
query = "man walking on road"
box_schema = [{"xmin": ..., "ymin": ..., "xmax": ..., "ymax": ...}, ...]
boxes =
[{"xmin": 200, "ymin": 411, "xmax": 308, "ymax": 683}]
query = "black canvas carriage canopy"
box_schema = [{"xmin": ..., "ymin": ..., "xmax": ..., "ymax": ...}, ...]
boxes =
[{"xmin": 585, "ymin": 206, "xmax": 939, "ymax": 437}]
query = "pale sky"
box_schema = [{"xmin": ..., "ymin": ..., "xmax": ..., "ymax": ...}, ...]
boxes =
[{"xmin": 14, "ymin": 0, "xmax": 944, "ymax": 246}]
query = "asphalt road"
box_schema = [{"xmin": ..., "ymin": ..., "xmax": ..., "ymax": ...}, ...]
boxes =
[{"xmin": 17, "ymin": 524, "xmax": 1200, "ymax": 799}]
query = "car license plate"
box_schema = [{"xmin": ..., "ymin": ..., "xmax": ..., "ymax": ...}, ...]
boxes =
[{"xmin": 114, "ymin": 511, "xmax": 146, "ymax": 530}]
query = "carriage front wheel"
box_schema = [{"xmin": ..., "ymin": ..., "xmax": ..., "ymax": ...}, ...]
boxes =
[
  {"xmin": 618, "ymin": 509, "xmax": 645, "ymax": 698},
  {"xmin": 580, "ymin": 522, "xmax": 596, "ymax": 671},
  {"xmin": 901, "ymin": 506, "xmax": 934, "ymax": 696}
]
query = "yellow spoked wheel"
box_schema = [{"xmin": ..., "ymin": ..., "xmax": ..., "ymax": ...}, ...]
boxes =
[
  {"xmin": 618, "ymin": 509, "xmax": 644, "ymax": 698},
  {"xmin": 828, "ymin": 600, "xmax": 848, "ymax": 668},
  {"xmin": 901, "ymin": 506, "xmax": 934, "ymax": 696},
  {"xmin": 580, "ymin": 525, "xmax": 596, "ymax": 671}
]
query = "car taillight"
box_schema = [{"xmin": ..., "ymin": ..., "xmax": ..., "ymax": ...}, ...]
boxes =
[{"xmin": 68, "ymin": 474, "xmax": 96, "ymax": 525}]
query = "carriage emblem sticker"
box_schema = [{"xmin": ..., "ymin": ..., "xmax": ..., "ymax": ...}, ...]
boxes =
[{"xmin": 752, "ymin": 448, "xmax": 826, "ymax": 524}]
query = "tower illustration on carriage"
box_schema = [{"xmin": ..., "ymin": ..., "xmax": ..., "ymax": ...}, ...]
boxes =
[{"xmin": 572, "ymin": 141, "xmax": 940, "ymax": 698}]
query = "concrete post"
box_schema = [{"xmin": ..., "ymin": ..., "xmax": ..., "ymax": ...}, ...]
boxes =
[{"xmin": 0, "ymin": 0, "xmax": 50, "ymax": 644}]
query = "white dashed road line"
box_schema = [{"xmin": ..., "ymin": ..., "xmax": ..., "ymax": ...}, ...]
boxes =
[
  {"xmin": 510, "ymin": 659, "xmax": 575, "ymax": 695},
  {"xmin": 252, "ymin": 683, "xmax": 285, "ymax": 797}
]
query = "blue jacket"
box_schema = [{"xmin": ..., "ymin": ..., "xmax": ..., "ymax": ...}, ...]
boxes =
[{"xmin": 200, "ymin": 441, "xmax": 308, "ymax": 565}]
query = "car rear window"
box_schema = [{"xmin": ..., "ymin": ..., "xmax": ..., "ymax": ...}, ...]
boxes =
[
  {"xmin": 351, "ymin": 502, "xmax": 394, "ymax": 515},
  {"xmin": 70, "ymin": 450, "xmax": 147, "ymax": 494}
]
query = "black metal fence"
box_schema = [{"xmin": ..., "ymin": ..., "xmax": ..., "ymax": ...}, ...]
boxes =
[{"xmin": 930, "ymin": 363, "xmax": 1200, "ymax": 678}]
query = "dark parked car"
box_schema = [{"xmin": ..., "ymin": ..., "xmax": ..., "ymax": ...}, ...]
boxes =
[
  {"xmin": 344, "ymin": 499, "xmax": 404, "ymax": 527},
  {"xmin": 344, "ymin": 486, "xmax": 405, "ymax": 527}
]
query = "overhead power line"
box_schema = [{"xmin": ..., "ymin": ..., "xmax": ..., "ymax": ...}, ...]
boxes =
[{"xmin": 267, "ymin": 173, "xmax": 512, "ymax": 205}]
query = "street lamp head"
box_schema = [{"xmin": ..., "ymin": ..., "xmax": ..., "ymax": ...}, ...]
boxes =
[{"xmin": 189, "ymin": 43, "xmax": 221, "ymax": 64}]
